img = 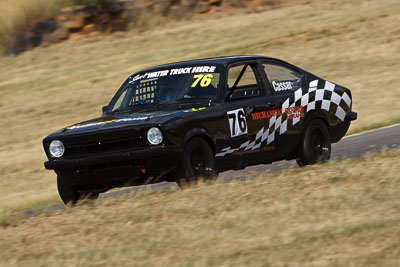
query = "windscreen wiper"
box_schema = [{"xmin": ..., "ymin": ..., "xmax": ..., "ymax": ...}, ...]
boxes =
[
  {"xmin": 175, "ymin": 96, "xmax": 212, "ymax": 102},
  {"xmin": 111, "ymin": 103, "xmax": 161, "ymax": 114},
  {"xmin": 110, "ymin": 108, "xmax": 131, "ymax": 115}
]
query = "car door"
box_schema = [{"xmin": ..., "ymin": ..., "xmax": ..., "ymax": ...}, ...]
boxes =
[
  {"xmin": 257, "ymin": 60, "xmax": 306, "ymax": 161},
  {"xmin": 215, "ymin": 61, "xmax": 276, "ymax": 169}
]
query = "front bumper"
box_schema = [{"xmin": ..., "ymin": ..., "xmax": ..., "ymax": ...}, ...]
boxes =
[{"xmin": 44, "ymin": 145, "xmax": 181, "ymax": 185}]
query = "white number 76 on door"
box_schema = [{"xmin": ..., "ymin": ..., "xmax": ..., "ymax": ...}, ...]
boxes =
[{"xmin": 227, "ymin": 108, "xmax": 248, "ymax": 137}]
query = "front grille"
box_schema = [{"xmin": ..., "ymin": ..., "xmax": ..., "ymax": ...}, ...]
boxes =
[
  {"xmin": 58, "ymin": 158, "xmax": 146, "ymax": 176},
  {"xmin": 81, "ymin": 159, "xmax": 146, "ymax": 173},
  {"xmin": 64, "ymin": 136, "xmax": 146, "ymax": 157}
]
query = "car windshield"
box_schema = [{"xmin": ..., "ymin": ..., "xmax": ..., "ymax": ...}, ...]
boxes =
[{"xmin": 109, "ymin": 64, "xmax": 221, "ymax": 112}]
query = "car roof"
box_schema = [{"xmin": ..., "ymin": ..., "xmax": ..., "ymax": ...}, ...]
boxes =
[{"xmin": 137, "ymin": 55, "xmax": 280, "ymax": 73}]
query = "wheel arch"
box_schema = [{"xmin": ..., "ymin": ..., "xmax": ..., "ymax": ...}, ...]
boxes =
[
  {"xmin": 303, "ymin": 110, "xmax": 332, "ymax": 137},
  {"xmin": 286, "ymin": 110, "xmax": 332, "ymax": 161},
  {"xmin": 183, "ymin": 128, "xmax": 216, "ymax": 154}
]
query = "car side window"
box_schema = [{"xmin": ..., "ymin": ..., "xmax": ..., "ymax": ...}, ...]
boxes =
[
  {"xmin": 262, "ymin": 64, "xmax": 302, "ymax": 93},
  {"xmin": 227, "ymin": 64, "xmax": 261, "ymax": 100}
]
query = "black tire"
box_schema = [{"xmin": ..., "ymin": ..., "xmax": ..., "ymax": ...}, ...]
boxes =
[
  {"xmin": 175, "ymin": 137, "xmax": 217, "ymax": 187},
  {"xmin": 57, "ymin": 176, "xmax": 99, "ymax": 205},
  {"xmin": 296, "ymin": 119, "xmax": 331, "ymax": 167}
]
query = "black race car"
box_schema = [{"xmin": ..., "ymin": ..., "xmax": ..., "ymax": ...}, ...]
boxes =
[{"xmin": 43, "ymin": 56, "xmax": 357, "ymax": 204}]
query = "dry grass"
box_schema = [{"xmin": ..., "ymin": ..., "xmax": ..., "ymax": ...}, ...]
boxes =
[
  {"xmin": 0, "ymin": 0, "xmax": 65, "ymax": 52},
  {"xmin": 0, "ymin": 0, "xmax": 399, "ymax": 212},
  {"xmin": 0, "ymin": 150, "xmax": 399, "ymax": 266}
]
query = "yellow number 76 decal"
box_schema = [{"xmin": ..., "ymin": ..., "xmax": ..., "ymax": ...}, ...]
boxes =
[{"xmin": 191, "ymin": 74, "xmax": 213, "ymax": 87}]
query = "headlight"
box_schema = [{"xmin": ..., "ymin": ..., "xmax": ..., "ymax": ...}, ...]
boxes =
[
  {"xmin": 49, "ymin": 140, "xmax": 65, "ymax": 158},
  {"xmin": 147, "ymin": 127, "xmax": 163, "ymax": 145}
]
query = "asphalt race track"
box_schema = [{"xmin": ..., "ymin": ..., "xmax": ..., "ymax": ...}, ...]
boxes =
[
  {"xmin": 221, "ymin": 122, "xmax": 400, "ymax": 179},
  {"xmin": 23, "ymin": 123, "xmax": 400, "ymax": 215}
]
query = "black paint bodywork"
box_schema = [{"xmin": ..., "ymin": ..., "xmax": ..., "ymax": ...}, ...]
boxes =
[{"xmin": 43, "ymin": 56, "xmax": 356, "ymax": 192}]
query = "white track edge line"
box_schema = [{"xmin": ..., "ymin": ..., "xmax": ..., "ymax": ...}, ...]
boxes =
[{"xmin": 344, "ymin": 122, "xmax": 400, "ymax": 139}]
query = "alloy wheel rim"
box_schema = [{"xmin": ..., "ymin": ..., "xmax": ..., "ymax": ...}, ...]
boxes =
[
  {"xmin": 191, "ymin": 148, "xmax": 207, "ymax": 177},
  {"xmin": 310, "ymin": 127, "xmax": 325, "ymax": 158}
]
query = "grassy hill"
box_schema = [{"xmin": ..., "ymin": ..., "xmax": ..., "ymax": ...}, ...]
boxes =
[
  {"xmin": 0, "ymin": 0, "xmax": 399, "ymax": 211},
  {"xmin": 1, "ymin": 150, "xmax": 399, "ymax": 265}
]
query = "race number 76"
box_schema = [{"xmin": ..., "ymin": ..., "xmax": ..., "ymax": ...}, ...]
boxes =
[{"xmin": 227, "ymin": 109, "xmax": 248, "ymax": 137}]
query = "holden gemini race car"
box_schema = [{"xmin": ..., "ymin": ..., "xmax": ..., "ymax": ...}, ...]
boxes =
[{"xmin": 43, "ymin": 56, "xmax": 357, "ymax": 204}]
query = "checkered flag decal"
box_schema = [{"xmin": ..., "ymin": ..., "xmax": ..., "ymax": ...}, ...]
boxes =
[{"xmin": 216, "ymin": 80, "xmax": 352, "ymax": 157}]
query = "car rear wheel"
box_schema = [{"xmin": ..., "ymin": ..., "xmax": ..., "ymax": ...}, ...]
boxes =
[
  {"xmin": 176, "ymin": 137, "xmax": 217, "ymax": 187},
  {"xmin": 296, "ymin": 119, "xmax": 331, "ymax": 167},
  {"xmin": 57, "ymin": 175, "xmax": 99, "ymax": 205}
]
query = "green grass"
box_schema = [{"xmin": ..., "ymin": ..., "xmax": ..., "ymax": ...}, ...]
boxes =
[
  {"xmin": 0, "ymin": 0, "xmax": 399, "ymax": 212},
  {"xmin": 0, "ymin": 150, "xmax": 399, "ymax": 266}
]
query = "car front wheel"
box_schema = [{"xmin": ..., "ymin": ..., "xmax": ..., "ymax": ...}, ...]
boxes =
[
  {"xmin": 57, "ymin": 175, "xmax": 99, "ymax": 205},
  {"xmin": 296, "ymin": 119, "xmax": 331, "ymax": 167},
  {"xmin": 176, "ymin": 137, "xmax": 217, "ymax": 187}
]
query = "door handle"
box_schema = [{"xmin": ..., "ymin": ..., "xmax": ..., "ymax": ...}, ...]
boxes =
[
  {"xmin": 266, "ymin": 102, "xmax": 279, "ymax": 109},
  {"xmin": 244, "ymin": 106, "xmax": 253, "ymax": 116},
  {"xmin": 254, "ymin": 103, "xmax": 279, "ymax": 109}
]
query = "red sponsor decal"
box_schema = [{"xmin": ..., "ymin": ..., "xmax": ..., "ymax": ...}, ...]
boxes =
[
  {"xmin": 251, "ymin": 109, "xmax": 283, "ymax": 120},
  {"xmin": 251, "ymin": 105, "xmax": 304, "ymax": 120},
  {"xmin": 285, "ymin": 105, "xmax": 304, "ymax": 119}
]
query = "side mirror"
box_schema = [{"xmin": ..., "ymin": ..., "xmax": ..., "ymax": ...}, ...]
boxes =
[{"xmin": 102, "ymin": 106, "xmax": 108, "ymax": 114}]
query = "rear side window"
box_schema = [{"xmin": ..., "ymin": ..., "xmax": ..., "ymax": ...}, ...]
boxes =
[
  {"xmin": 262, "ymin": 64, "xmax": 302, "ymax": 93},
  {"xmin": 227, "ymin": 64, "xmax": 260, "ymax": 100}
]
